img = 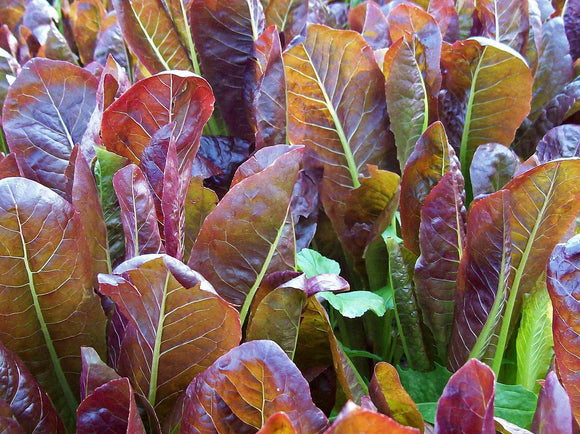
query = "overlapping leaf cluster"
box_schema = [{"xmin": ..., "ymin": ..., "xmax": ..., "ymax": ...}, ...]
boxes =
[{"xmin": 0, "ymin": 0, "xmax": 579, "ymax": 432}]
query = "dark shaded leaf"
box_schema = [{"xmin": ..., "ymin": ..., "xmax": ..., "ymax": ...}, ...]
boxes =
[
  {"xmin": 414, "ymin": 168, "xmax": 466, "ymax": 361},
  {"xmin": 254, "ymin": 25, "xmax": 287, "ymax": 149},
  {"xmin": 284, "ymin": 24, "xmax": 394, "ymax": 260},
  {"xmin": 2, "ymin": 58, "xmax": 97, "ymax": 195},
  {"xmin": 112, "ymin": 0, "xmax": 191, "ymax": 73},
  {"xmin": 0, "ymin": 339, "xmax": 64, "ymax": 432},
  {"xmin": 101, "ymin": 71, "xmax": 214, "ymax": 170},
  {"xmin": 181, "ymin": 340, "xmax": 328, "ymax": 433},
  {"xmin": 532, "ymin": 371, "xmax": 575, "ymax": 434},
  {"xmin": 386, "ymin": 237, "xmax": 431, "ymax": 371},
  {"xmin": 188, "ymin": 148, "xmax": 301, "ymax": 321},
  {"xmin": 370, "ymin": 362, "xmax": 424, "ymax": 432},
  {"xmin": 98, "ymin": 254, "xmax": 241, "ymax": 422},
  {"xmin": 189, "ymin": 0, "xmax": 265, "ymax": 140},
  {"xmin": 348, "ymin": 1, "xmax": 390, "ymax": 50},
  {"xmin": 470, "ymin": 143, "xmax": 519, "ymax": 197},
  {"xmin": 76, "ymin": 378, "xmax": 146, "ymax": 433},
  {"xmin": 428, "ymin": 0, "xmax": 459, "ymax": 42},
  {"xmin": 0, "ymin": 177, "xmax": 107, "ymax": 426},
  {"xmin": 113, "ymin": 164, "xmax": 164, "ymax": 259},
  {"xmin": 529, "ymin": 17, "xmax": 574, "ymax": 121},
  {"xmin": 80, "ymin": 346, "xmax": 121, "ymax": 400},
  {"xmin": 536, "ymin": 124, "xmax": 580, "ymax": 163},
  {"xmin": 547, "ymin": 235, "xmax": 580, "ymax": 426},
  {"xmin": 435, "ymin": 359, "xmax": 495, "ymax": 434},
  {"xmin": 399, "ymin": 121, "xmax": 459, "ymax": 256},
  {"xmin": 326, "ymin": 401, "xmax": 420, "ymax": 433}
]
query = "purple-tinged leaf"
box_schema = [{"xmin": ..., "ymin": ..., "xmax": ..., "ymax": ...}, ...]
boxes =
[
  {"xmin": 428, "ymin": 0, "xmax": 459, "ymax": 42},
  {"xmin": 0, "ymin": 0, "xmax": 24, "ymax": 32},
  {"xmin": 348, "ymin": 1, "xmax": 391, "ymax": 50},
  {"xmin": 470, "ymin": 143, "xmax": 519, "ymax": 198},
  {"xmin": 93, "ymin": 20, "xmax": 131, "ymax": 72},
  {"xmin": 196, "ymin": 136, "xmax": 253, "ymax": 197},
  {"xmin": 82, "ymin": 54, "xmax": 131, "ymax": 162},
  {"xmin": 231, "ymin": 145, "xmax": 299, "ymax": 186},
  {"xmin": 65, "ymin": 145, "xmax": 110, "ymax": 281},
  {"xmin": 529, "ymin": 17, "xmax": 574, "ymax": 122},
  {"xmin": 284, "ymin": 24, "xmax": 395, "ymax": 260},
  {"xmin": 326, "ymin": 401, "xmax": 420, "ymax": 433},
  {"xmin": 254, "ymin": 25, "xmax": 287, "ymax": 149},
  {"xmin": 37, "ymin": 22, "xmax": 78, "ymax": 64},
  {"xmin": 22, "ymin": 0, "xmax": 58, "ymax": 45},
  {"xmin": 414, "ymin": 169, "xmax": 466, "ymax": 361},
  {"xmin": 161, "ymin": 132, "xmax": 188, "ymax": 260},
  {"xmin": 188, "ymin": 148, "xmax": 301, "ymax": 322},
  {"xmin": 0, "ymin": 339, "xmax": 65, "ymax": 432},
  {"xmin": 475, "ymin": 0, "xmax": 529, "ymax": 53},
  {"xmin": 399, "ymin": 121, "xmax": 459, "ymax": 256},
  {"xmin": 2, "ymin": 57, "xmax": 97, "ymax": 195},
  {"xmin": 246, "ymin": 287, "xmax": 307, "ymax": 359},
  {"xmin": 435, "ymin": 359, "xmax": 495, "ymax": 434},
  {"xmin": 112, "ymin": 0, "xmax": 191, "ymax": 73},
  {"xmin": 80, "ymin": 346, "xmax": 121, "ymax": 401},
  {"xmin": 189, "ymin": 0, "xmax": 265, "ymax": 140},
  {"xmin": 181, "ymin": 340, "xmax": 328, "ymax": 433},
  {"xmin": 456, "ymin": 0, "xmax": 475, "ymax": 39},
  {"xmin": 98, "ymin": 254, "xmax": 241, "ymax": 423},
  {"xmin": 547, "ymin": 235, "xmax": 580, "ymax": 426},
  {"xmin": 265, "ymin": 0, "xmax": 307, "ymax": 48},
  {"xmin": 564, "ymin": 0, "xmax": 580, "ymax": 61},
  {"xmin": 113, "ymin": 164, "xmax": 164, "ymax": 259},
  {"xmin": 0, "ymin": 177, "xmax": 107, "ymax": 426},
  {"xmin": 448, "ymin": 190, "xmax": 511, "ymax": 371},
  {"xmin": 531, "ymin": 371, "xmax": 575, "ymax": 434},
  {"xmin": 102, "ymin": 71, "xmax": 213, "ymax": 172},
  {"xmin": 0, "ymin": 47, "xmax": 18, "ymax": 109},
  {"xmin": 77, "ymin": 378, "xmax": 146, "ymax": 433},
  {"xmin": 536, "ymin": 125, "xmax": 580, "ymax": 163}
]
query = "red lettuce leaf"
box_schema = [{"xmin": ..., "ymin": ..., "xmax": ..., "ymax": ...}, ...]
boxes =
[
  {"xmin": 0, "ymin": 339, "xmax": 65, "ymax": 432},
  {"xmin": 254, "ymin": 25, "xmax": 287, "ymax": 149},
  {"xmin": 76, "ymin": 377, "xmax": 146, "ymax": 433},
  {"xmin": 183, "ymin": 176, "xmax": 218, "ymax": 263},
  {"xmin": 101, "ymin": 71, "xmax": 214, "ymax": 169},
  {"xmin": 531, "ymin": 371, "xmax": 575, "ymax": 433},
  {"xmin": 80, "ymin": 346, "xmax": 121, "ymax": 401},
  {"xmin": 414, "ymin": 169, "xmax": 466, "ymax": 361},
  {"xmin": 2, "ymin": 57, "xmax": 97, "ymax": 195},
  {"xmin": 325, "ymin": 401, "xmax": 419, "ymax": 433},
  {"xmin": 113, "ymin": 164, "xmax": 164, "ymax": 259},
  {"xmin": 181, "ymin": 340, "xmax": 328, "ymax": 433},
  {"xmin": 348, "ymin": 1, "xmax": 390, "ymax": 50},
  {"xmin": 547, "ymin": 235, "xmax": 580, "ymax": 426},
  {"xmin": 0, "ymin": 153, "xmax": 21, "ymax": 180},
  {"xmin": 469, "ymin": 143, "xmax": 519, "ymax": 197},
  {"xmin": 265, "ymin": 0, "xmax": 308, "ymax": 48},
  {"xmin": 69, "ymin": 0, "xmax": 106, "ymax": 65},
  {"xmin": 0, "ymin": 177, "xmax": 107, "ymax": 426},
  {"xmin": 98, "ymin": 254, "xmax": 241, "ymax": 422},
  {"xmin": 536, "ymin": 125, "xmax": 580, "ymax": 163},
  {"xmin": 428, "ymin": 0, "xmax": 459, "ymax": 42},
  {"xmin": 474, "ymin": 0, "xmax": 529, "ymax": 53},
  {"xmin": 188, "ymin": 147, "xmax": 301, "ymax": 322},
  {"xmin": 435, "ymin": 359, "xmax": 495, "ymax": 434},
  {"xmin": 448, "ymin": 190, "xmax": 511, "ymax": 371},
  {"xmin": 399, "ymin": 121, "xmax": 459, "ymax": 256},
  {"xmin": 258, "ymin": 412, "xmax": 297, "ymax": 433},
  {"xmin": 189, "ymin": 0, "xmax": 265, "ymax": 140},
  {"xmin": 112, "ymin": 0, "xmax": 191, "ymax": 73}
]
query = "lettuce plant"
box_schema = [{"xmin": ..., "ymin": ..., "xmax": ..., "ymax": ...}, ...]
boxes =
[{"xmin": 0, "ymin": 0, "xmax": 579, "ymax": 432}]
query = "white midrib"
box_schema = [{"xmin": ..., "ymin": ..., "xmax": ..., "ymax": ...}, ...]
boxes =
[
  {"xmin": 129, "ymin": 2, "xmax": 170, "ymax": 70},
  {"xmin": 148, "ymin": 272, "xmax": 171, "ymax": 407},
  {"xmin": 13, "ymin": 199, "xmax": 78, "ymax": 414},
  {"xmin": 301, "ymin": 46, "xmax": 361, "ymax": 188}
]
